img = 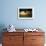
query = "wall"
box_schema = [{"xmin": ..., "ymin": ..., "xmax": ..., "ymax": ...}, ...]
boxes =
[
  {"xmin": 0, "ymin": 0, "xmax": 46, "ymax": 30},
  {"xmin": 0, "ymin": 0, "xmax": 46, "ymax": 43}
]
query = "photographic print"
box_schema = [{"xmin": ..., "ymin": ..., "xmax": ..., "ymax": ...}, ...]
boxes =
[{"xmin": 18, "ymin": 7, "xmax": 34, "ymax": 19}]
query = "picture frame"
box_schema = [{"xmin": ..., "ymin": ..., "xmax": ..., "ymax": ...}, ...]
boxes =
[{"xmin": 18, "ymin": 7, "xmax": 34, "ymax": 19}]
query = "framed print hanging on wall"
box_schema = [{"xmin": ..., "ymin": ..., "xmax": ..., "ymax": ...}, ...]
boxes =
[{"xmin": 18, "ymin": 7, "xmax": 34, "ymax": 19}]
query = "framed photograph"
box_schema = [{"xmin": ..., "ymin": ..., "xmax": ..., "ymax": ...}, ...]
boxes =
[{"xmin": 18, "ymin": 7, "xmax": 34, "ymax": 19}]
